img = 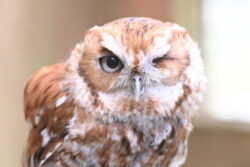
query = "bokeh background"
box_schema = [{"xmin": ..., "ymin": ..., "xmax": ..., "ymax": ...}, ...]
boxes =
[{"xmin": 1, "ymin": 0, "xmax": 250, "ymax": 166}]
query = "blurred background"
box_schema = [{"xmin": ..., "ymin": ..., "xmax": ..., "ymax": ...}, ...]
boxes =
[{"xmin": 1, "ymin": 0, "xmax": 250, "ymax": 166}]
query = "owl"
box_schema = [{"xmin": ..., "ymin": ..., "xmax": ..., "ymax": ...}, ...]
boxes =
[{"xmin": 23, "ymin": 17, "xmax": 206, "ymax": 167}]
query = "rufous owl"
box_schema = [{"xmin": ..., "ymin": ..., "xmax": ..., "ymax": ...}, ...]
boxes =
[{"xmin": 23, "ymin": 17, "xmax": 206, "ymax": 167}]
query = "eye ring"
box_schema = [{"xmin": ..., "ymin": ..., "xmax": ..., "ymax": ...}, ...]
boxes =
[{"xmin": 99, "ymin": 55, "xmax": 123, "ymax": 73}]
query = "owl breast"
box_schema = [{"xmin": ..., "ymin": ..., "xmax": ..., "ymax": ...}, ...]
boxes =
[
  {"xmin": 48, "ymin": 114, "xmax": 190, "ymax": 167},
  {"xmin": 42, "ymin": 83, "xmax": 191, "ymax": 167}
]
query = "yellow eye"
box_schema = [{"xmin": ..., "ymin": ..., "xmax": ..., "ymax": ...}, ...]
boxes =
[{"xmin": 99, "ymin": 55, "xmax": 123, "ymax": 73}]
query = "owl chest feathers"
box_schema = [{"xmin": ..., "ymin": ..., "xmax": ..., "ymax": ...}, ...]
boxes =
[
  {"xmin": 58, "ymin": 82, "xmax": 191, "ymax": 167},
  {"xmin": 62, "ymin": 110, "xmax": 190, "ymax": 167}
]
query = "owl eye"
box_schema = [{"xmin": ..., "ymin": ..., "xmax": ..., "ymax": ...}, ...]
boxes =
[
  {"xmin": 152, "ymin": 54, "xmax": 175, "ymax": 64},
  {"xmin": 99, "ymin": 55, "xmax": 123, "ymax": 73}
]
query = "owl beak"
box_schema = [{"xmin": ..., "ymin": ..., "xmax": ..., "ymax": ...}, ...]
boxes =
[{"xmin": 132, "ymin": 75, "xmax": 143, "ymax": 101}]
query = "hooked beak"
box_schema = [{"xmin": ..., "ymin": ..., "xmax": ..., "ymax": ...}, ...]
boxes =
[{"xmin": 132, "ymin": 75, "xmax": 143, "ymax": 101}]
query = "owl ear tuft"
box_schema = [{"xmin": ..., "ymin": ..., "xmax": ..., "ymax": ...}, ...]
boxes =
[{"xmin": 84, "ymin": 26, "xmax": 103, "ymax": 44}]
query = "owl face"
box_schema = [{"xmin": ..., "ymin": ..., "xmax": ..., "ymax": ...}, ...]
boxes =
[{"xmin": 79, "ymin": 18, "xmax": 197, "ymax": 102}]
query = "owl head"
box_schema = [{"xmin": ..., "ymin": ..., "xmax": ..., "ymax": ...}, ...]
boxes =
[{"xmin": 74, "ymin": 17, "xmax": 205, "ymax": 113}]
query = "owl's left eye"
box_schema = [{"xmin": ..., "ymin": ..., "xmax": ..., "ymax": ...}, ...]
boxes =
[
  {"xmin": 152, "ymin": 54, "xmax": 175, "ymax": 64},
  {"xmin": 99, "ymin": 55, "xmax": 123, "ymax": 73}
]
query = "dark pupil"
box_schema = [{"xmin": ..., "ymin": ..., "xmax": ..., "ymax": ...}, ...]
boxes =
[{"xmin": 107, "ymin": 56, "xmax": 119, "ymax": 68}]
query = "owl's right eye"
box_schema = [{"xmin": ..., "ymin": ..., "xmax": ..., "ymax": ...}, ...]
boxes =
[{"xmin": 99, "ymin": 55, "xmax": 123, "ymax": 73}]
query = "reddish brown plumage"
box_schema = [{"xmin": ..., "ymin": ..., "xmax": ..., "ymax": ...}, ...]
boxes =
[
  {"xmin": 23, "ymin": 17, "xmax": 206, "ymax": 167},
  {"xmin": 23, "ymin": 63, "xmax": 75, "ymax": 167}
]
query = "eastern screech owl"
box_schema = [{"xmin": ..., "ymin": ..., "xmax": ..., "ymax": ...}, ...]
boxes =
[{"xmin": 23, "ymin": 17, "xmax": 206, "ymax": 167}]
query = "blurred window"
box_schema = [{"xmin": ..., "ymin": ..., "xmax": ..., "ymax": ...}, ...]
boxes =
[{"xmin": 203, "ymin": 0, "xmax": 250, "ymax": 122}]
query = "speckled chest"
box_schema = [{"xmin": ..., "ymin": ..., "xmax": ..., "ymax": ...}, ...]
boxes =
[{"xmin": 45, "ymin": 104, "xmax": 191, "ymax": 167}]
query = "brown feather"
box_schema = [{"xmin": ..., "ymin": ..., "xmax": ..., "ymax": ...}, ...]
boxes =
[{"xmin": 23, "ymin": 63, "xmax": 74, "ymax": 167}]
